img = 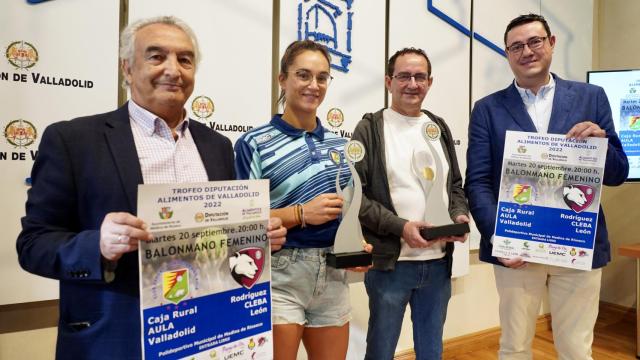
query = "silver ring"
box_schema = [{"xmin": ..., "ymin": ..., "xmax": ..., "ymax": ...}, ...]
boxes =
[{"xmin": 117, "ymin": 234, "xmax": 124, "ymax": 243}]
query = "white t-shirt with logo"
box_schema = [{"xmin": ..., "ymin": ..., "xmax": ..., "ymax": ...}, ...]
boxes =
[{"xmin": 382, "ymin": 108, "xmax": 450, "ymax": 261}]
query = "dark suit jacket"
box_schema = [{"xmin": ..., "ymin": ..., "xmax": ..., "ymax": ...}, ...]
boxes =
[
  {"xmin": 16, "ymin": 103, "xmax": 234, "ymax": 359},
  {"xmin": 465, "ymin": 75, "xmax": 628, "ymax": 268}
]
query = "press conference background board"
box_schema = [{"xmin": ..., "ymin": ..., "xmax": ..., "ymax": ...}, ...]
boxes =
[
  {"xmin": 2, "ymin": 0, "xmax": 593, "ymax": 307},
  {"xmin": 0, "ymin": 0, "xmax": 120, "ymax": 305}
]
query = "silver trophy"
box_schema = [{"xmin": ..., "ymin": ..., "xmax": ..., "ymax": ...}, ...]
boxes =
[{"xmin": 327, "ymin": 140, "xmax": 372, "ymax": 268}]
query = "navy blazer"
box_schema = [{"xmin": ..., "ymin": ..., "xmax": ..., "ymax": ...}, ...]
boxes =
[
  {"xmin": 465, "ymin": 75, "xmax": 628, "ymax": 268},
  {"xmin": 17, "ymin": 104, "xmax": 234, "ymax": 359}
]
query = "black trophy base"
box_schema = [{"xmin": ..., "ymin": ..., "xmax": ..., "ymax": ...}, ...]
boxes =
[
  {"xmin": 327, "ymin": 251, "xmax": 372, "ymax": 269},
  {"xmin": 419, "ymin": 223, "xmax": 470, "ymax": 240}
]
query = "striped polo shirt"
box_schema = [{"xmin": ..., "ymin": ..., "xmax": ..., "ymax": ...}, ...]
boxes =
[{"xmin": 235, "ymin": 114, "xmax": 350, "ymax": 248}]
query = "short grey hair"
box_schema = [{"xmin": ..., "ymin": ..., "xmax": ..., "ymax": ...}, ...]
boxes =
[{"xmin": 119, "ymin": 16, "xmax": 201, "ymax": 87}]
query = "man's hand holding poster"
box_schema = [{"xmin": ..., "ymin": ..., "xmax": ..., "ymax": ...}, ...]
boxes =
[{"xmin": 137, "ymin": 180, "xmax": 272, "ymax": 360}]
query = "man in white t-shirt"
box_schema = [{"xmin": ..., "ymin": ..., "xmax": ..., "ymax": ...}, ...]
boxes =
[{"xmin": 352, "ymin": 48, "xmax": 470, "ymax": 360}]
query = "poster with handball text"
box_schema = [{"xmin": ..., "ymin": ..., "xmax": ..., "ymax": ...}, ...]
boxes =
[
  {"xmin": 137, "ymin": 180, "xmax": 272, "ymax": 360},
  {"xmin": 492, "ymin": 131, "xmax": 607, "ymax": 271}
]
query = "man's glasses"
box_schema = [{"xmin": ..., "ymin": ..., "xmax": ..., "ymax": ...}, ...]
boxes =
[
  {"xmin": 290, "ymin": 69, "xmax": 333, "ymax": 86},
  {"xmin": 506, "ymin": 36, "xmax": 548, "ymax": 55},
  {"xmin": 392, "ymin": 72, "xmax": 430, "ymax": 84}
]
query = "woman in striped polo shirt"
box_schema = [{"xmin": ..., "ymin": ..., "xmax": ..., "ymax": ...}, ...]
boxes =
[{"xmin": 235, "ymin": 40, "xmax": 368, "ymax": 360}]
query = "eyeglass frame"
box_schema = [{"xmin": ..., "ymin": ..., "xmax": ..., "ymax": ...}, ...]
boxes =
[
  {"xmin": 505, "ymin": 36, "xmax": 548, "ymax": 55},
  {"xmin": 287, "ymin": 69, "xmax": 333, "ymax": 86},
  {"xmin": 390, "ymin": 72, "xmax": 431, "ymax": 84}
]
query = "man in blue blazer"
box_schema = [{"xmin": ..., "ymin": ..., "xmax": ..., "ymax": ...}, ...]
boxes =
[
  {"xmin": 466, "ymin": 14, "xmax": 628, "ymax": 359},
  {"xmin": 16, "ymin": 16, "xmax": 285, "ymax": 359}
]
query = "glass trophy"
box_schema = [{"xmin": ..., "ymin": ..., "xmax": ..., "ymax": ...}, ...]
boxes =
[{"xmin": 327, "ymin": 140, "xmax": 372, "ymax": 268}]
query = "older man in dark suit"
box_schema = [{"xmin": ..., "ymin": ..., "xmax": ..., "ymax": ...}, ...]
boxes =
[{"xmin": 16, "ymin": 16, "xmax": 285, "ymax": 360}]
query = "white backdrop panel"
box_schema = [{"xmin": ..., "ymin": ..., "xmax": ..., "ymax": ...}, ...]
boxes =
[
  {"xmin": 390, "ymin": 0, "xmax": 472, "ymax": 276},
  {"xmin": 0, "ymin": 0, "xmax": 120, "ymax": 305},
  {"xmin": 280, "ymin": 1, "xmax": 386, "ymax": 358},
  {"xmin": 472, "ymin": 0, "xmax": 594, "ymax": 103},
  {"xmin": 279, "ymin": 0, "xmax": 386, "ymax": 136},
  {"xmin": 470, "ymin": 1, "xmax": 540, "ymax": 253},
  {"xmin": 128, "ymin": 0, "xmax": 273, "ymax": 144},
  {"xmin": 541, "ymin": 0, "xmax": 594, "ymax": 82},
  {"xmin": 387, "ymin": 0, "xmax": 471, "ymax": 355},
  {"xmin": 471, "ymin": 0, "xmax": 538, "ymax": 101}
]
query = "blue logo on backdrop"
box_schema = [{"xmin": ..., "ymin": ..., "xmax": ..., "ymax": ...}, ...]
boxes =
[
  {"xmin": 426, "ymin": 0, "xmax": 578, "ymax": 79},
  {"xmin": 297, "ymin": 0, "xmax": 354, "ymax": 73},
  {"xmin": 427, "ymin": 0, "xmax": 506, "ymax": 57}
]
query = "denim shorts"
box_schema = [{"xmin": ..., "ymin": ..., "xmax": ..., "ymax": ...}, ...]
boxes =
[{"xmin": 271, "ymin": 247, "xmax": 351, "ymax": 327}]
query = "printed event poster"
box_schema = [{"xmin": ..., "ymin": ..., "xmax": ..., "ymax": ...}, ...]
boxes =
[
  {"xmin": 137, "ymin": 180, "xmax": 273, "ymax": 360},
  {"xmin": 492, "ymin": 131, "xmax": 608, "ymax": 270}
]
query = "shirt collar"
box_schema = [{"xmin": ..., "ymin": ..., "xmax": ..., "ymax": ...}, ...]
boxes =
[
  {"xmin": 128, "ymin": 100, "xmax": 190, "ymax": 137},
  {"xmin": 514, "ymin": 74, "xmax": 556, "ymax": 100},
  {"xmin": 270, "ymin": 114, "xmax": 325, "ymax": 140}
]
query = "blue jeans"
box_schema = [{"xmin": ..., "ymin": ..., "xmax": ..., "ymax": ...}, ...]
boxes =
[{"xmin": 364, "ymin": 258, "xmax": 451, "ymax": 360}]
